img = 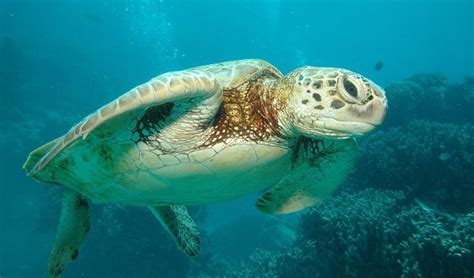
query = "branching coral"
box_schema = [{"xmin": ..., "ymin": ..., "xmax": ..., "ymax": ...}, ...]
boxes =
[
  {"xmin": 354, "ymin": 120, "xmax": 474, "ymax": 212},
  {"xmin": 444, "ymin": 76, "xmax": 474, "ymax": 123},
  {"xmin": 234, "ymin": 189, "xmax": 474, "ymax": 278},
  {"xmin": 396, "ymin": 206, "xmax": 474, "ymax": 278},
  {"xmin": 384, "ymin": 73, "xmax": 473, "ymax": 126},
  {"xmin": 295, "ymin": 189, "xmax": 407, "ymax": 278}
]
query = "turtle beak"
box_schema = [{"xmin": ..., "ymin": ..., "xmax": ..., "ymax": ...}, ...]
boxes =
[{"xmin": 361, "ymin": 97, "xmax": 387, "ymax": 127}]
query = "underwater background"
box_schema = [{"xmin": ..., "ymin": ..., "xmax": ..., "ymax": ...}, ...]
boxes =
[{"xmin": 0, "ymin": 0, "xmax": 473, "ymax": 277}]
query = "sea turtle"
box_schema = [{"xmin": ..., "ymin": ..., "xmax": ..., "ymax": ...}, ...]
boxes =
[{"xmin": 24, "ymin": 59, "xmax": 387, "ymax": 277}]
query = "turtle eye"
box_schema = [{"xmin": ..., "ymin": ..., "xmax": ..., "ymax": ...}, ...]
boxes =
[{"xmin": 343, "ymin": 79, "xmax": 358, "ymax": 98}]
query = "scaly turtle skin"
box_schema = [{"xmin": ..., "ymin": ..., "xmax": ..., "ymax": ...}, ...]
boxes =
[{"xmin": 24, "ymin": 59, "xmax": 387, "ymax": 277}]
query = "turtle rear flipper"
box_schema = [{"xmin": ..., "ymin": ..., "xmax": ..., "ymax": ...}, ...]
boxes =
[
  {"xmin": 48, "ymin": 188, "xmax": 91, "ymax": 278},
  {"xmin": 149, "ymin": 205, "xmax": 200, "ymax": 256}
]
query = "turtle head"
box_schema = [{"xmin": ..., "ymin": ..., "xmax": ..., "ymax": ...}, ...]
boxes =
[{"xmin": 279, "ymin": 67, "xmax": 387, "ymax": 139}]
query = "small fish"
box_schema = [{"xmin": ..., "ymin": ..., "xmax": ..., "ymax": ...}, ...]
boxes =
[
  {"xmin": 438, "ymin": 152, "xmax": 451, "ymax": 161},
  {"xmin": 80, "ymin": 10, "xmax": 104, "ymax": 24},
  {"xmin": 374, "ymin": 61, "xmax": 384, "ymax": 71}
]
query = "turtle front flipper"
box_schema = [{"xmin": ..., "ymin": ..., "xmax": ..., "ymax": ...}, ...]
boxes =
[
  {"xmin": 28, "ymin": 69, "xmax": 223, "ymax": 176},
  {"xmin": 149, "ymin": 205, "xmax": 200, "ymax": 256},
  {"xmin": 48, "ymin": 188, "xmax": 91, "ymax": 278},
  {"xmin": 256, "ymin": 138, "xmax": 357, "ymax": 214}
]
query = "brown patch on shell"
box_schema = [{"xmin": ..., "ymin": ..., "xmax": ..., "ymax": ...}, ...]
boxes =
[{"xmin": 201, "ymin": 69, "xmax": 282, "ymax": 146}]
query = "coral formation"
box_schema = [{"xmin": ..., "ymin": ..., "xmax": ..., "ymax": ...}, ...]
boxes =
[
  {"xmin": 232, "ymin": 189, "xmax": 474, "ymax": 277},
  {"xmin": 353, "ymin": 121, "xmax": 474, "ymax": 212},
  {"xmin": 384, "ymin": 74, "xmax": 474, "ymax": 126}
]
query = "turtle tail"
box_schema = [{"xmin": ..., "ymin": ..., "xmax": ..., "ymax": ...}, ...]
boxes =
[{"xmin": 23, "ymin": 138, "xmax": 60, "ymax": 177}]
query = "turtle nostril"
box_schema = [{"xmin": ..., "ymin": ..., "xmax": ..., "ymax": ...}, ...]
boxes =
[{"xmin": 343, "ymin": 79, "xmax": 358, "ymax": 98}]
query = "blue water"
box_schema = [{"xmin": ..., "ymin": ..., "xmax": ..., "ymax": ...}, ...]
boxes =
[{"xmin": 1, "ymin": 0, "xmax": 473, "ymax": 277}]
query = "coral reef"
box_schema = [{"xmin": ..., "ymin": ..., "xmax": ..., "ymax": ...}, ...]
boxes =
[
  {"xmin": 384, "ymin": 74, "xmax": 474, "ymax": 126},
  {"xmin": 353, "ymin": 120, "xmax": 474, "ymax": 212},
  {"xmin": 232, "ymin": 189, "xmax": 474, "ymax": 278},
  {"xmin": 444, "ymin": 76, "xmax": 474, "ymax": 123}
]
